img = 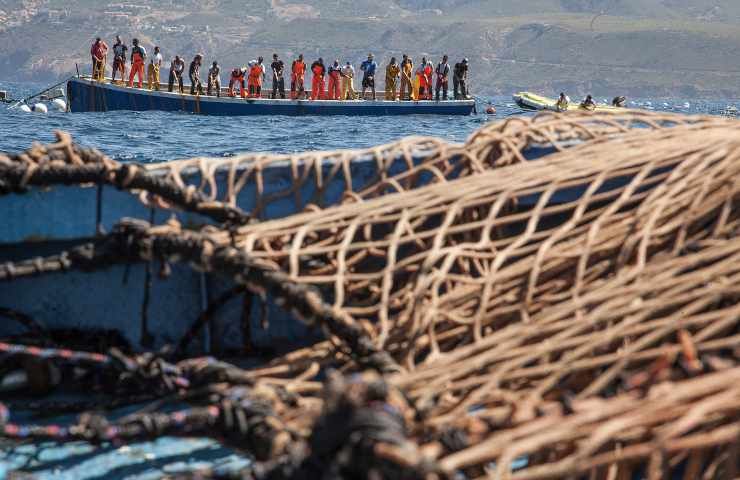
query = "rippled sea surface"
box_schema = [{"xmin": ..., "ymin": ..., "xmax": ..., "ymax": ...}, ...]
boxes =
[{"xmin": 1, "ymin": 81, "xmax": 738, "ymax": 162}]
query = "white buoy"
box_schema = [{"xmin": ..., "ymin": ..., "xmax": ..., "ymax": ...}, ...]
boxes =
[
  {"xmin": 52, "ymin": 98, "xmax": 67, "ymax": 111},
  {"xmin": 32, "ymin": 103, "xmax": 48, "ymax": 113},
  {"xmin": 19, "ymin": 104, "xmax": 32, "ymax": 113}
]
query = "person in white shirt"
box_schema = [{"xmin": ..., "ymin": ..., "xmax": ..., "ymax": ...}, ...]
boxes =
[
  {"xmin": 147, "ymin": 46, "xmax": 163, "ymax": 91},
  {"xmin": 341, "ymin": 61, "xmax": 355, "ymax": 100}
]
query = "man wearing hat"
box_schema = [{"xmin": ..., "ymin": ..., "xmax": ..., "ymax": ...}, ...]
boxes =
[
  {"xmin": 453, "ymin": 58, "xmax": 469, "ymax": 100},
  {"xmin": 360, "ymin": 53, "xmax": 377, "ymax": 100}
]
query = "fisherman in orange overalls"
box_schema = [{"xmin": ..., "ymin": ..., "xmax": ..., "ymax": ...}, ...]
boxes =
[
  {"xmin": 247, "ymin": 58, "xmax": 264, "ymax": 98},
  {"xmin": 291, "ymin": 54, "xmax": 306, "ymax": 99},
  {"xmin": 128, "ymin": 38, "xmax": 146, "ymax": 88},
  {"xmin": 423, "ymin": 60, "xmax": 434, "ymax": 100},
  {"xmin": 327, "ymin": 60, "xmax": 341, "ymax": 100},
  {"xmin": 310, "ymin": 58, "xmax": 325, "ymax": 100},
  {"xmin": 229, "ymin": 67, "xmax": 247, "ymax": 98}
]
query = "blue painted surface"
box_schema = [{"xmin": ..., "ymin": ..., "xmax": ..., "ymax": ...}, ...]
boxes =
[
  {"xmin": 1, "ymin": 143, "xmax": 628, "ymax": 354},
  {"xmin": 67, "ymin": 77, "xmax": 476, "ymax": 116},
  {"xmin": 0, "ymin": 145, "xmax": 482, "ymax": 351},
  {"xmin": 1, "ymin": 400, "xmax": 249, "ymax": 479}
]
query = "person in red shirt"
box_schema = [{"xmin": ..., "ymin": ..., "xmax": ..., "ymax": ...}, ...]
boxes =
[
  {"xmin": 291, "ymin": 54, "xmax": 306, "ymax": 99},
  {"xmin": 90, "ymin": 37, "xmax": 108, "ymax": 82},
  {"xmin": 310, "ymin": 58, "xmax": 325, "ymax": 100}
]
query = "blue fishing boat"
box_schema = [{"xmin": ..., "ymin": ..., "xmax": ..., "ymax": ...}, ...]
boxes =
[{"xmin": 66, "ymin": 76, "xmax": 477, "ymax": 116}]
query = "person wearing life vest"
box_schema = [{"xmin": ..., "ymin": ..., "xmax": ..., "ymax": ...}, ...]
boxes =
[
  {"xmin": 270, "ymin": 54, "xmax": 286, "ymax": 99},
  {"xmin": 207, "ymin": 61, "xmax": 221, "ymax": 97},
  {"xmin": 168, "ymin": 55, "xmax": 185, "ymax": 93},
  {"xmin": 310, "ymin": 58, "xmax": 325, "ymax": 100},
  {"xmin": 147, "ymin": 46, "xmax": 163, "ymax": 91},
  {"xmin": 247, "ymin": 59, "xmax": 264, "ymax": 98},
  {"xmin": 291, "ymin": 54, "xmax": 306, "ymax": 99},
  {"xmin": 435, "ymin": 55, "xmax": 450, "ymax": 101},
  {"xmin": 128, "ymin": 38, "xmax": 146, "ymax": 88},
  {"xmin": 385, "ymin": 57, "xmax": 400, "ymax": 100},
  {"xmin": 90, "ymin": 37, "xmax": 108, "ymax": 82},
  {"xmin": 399, "ymin": 54, "xmax": 413, "ymax": 101},
  {"xmin": 341, "ymin": 61, "xmax": 355, "ymax": 100},
  {"xmin": 360, "ymin": 53, "xmax": 377, "ymax": 100},
  {"xmin": 111, "ymin": 36, "xmax": 127, "ymax": 85},
  {"xmin": 189, "ymin": 54, "xmax": 203, "ymax": 95},
  {"xmin": 453, "ymin": 58, "xmax": 469, "ymax": 99},
  {"xmin": 327, "ymin": 60, "xmax": 342, "ymax": 100},
  {"xmin": 229, "ymin": 67, "xmax": 247, "ymax": 98}
]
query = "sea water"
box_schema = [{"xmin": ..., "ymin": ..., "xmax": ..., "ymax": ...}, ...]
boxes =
[{"xmin": 1, "ymin": 81, "xmax": 738, "ymax": 162}]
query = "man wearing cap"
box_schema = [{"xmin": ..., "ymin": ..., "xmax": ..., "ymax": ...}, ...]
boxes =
[
  {"xmin": 453, "ymin": 58, "xmax": 469, "ymax": 100},
  {"xmin": 360, "ymin": 53, "xmax": 377, "ymax": 100}
]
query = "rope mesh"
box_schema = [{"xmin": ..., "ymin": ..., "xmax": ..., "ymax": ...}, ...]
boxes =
[{"xmin": 1, "ymin": 110, "xmax": 738, "ymax": 479}]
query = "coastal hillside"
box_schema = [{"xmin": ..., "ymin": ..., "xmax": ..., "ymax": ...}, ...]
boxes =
[{"xmin": 1, "ymin": 0, "xmax": 740, "ymax": 97}]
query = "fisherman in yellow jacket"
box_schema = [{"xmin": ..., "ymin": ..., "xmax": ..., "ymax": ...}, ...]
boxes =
[
  {"xmin": 399, "ymin": 54, "xmax": 413, "ymax": 101},
  {"xmin": 385, "ymin": 57, "xmax": 400, "ymax": 100}
]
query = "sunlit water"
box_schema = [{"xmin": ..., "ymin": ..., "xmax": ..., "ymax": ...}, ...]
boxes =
[{"xmin": 1, "ymin": 81, "xmax": 738, "ymax": 162}]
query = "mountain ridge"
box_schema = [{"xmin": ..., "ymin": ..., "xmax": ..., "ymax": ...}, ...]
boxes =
[{"xmin": 1, "ymin": 0, "xmax": 739, "ymax": 98}]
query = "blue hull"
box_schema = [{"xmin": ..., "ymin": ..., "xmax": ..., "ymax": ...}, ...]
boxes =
[{"xmin": 66, "ymin": 77, "xmax": 476, "ymax": 116}]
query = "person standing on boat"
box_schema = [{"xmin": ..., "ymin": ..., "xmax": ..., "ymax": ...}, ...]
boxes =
[
  {"xmin": 270, "ymin": 54, "xmax": 286, "ymax": 99},
  {"xmin": 399, "ymin": 54, "xmax": 413, "ymax": 101},
  {"xmin": 327, "ymin": 60, "xmax": 342, "ymax": 100},
  {"xmin": 453, "ymin": 58, "xmax": 469, "ymax": 100},
  {"xmin": 207, "ymin": 61, "xmax": 221, "ymax": 97},
  {"xmin": 248, "ymin": 59, "xmax": 263, "ymax": 98},
  {"xmin": 147, "ymin": 46, "xmax": 163, "ymax": 91},
  {"xmin": 229, "ymin": 67, "xmax": 247, "ymax": 98},
  {"xmin": 424, "ymin": 60, "xmax": 434, "ymax": 100},
  {"xmin": 90, "ymin": 37, "xmax": 108, "ymax": 82},
  {"xmin": 360, "ymin": 53, "xmax": 377, "ymax": 100},
  {"xmin": 414, "ymin": 57, "xmax": 428, "ymax": 100},
  {"xmin": 189, "ymin": 54, "xmax": 203, "ymax": 95},
  {"xmin": 310, "ymin": 58, "xmax": 326, "ymax": 100},
  {"xmin": 341, "ymin": 61, "xmax": 356, "ymax": 100},
  {"xmin": 111, "ymin": 36, "xmax": 127, "ymax": 84},
  {"xmin": 128, "ymin": 38, "xmax": 146, "ymax": 88},
  {"xmin": 385, "ymin": 57, "xmax": 400, "ymax": 100},
  {"xmin": 435, "ymin": 55, "xmax": 450, "ymax": 101},
  {"xmin": 291, "ymin": 54, "xmax": 306, "ymax": 99},
  {"xmin": 257, "ymin": 56, "xmax": 266, "ymax": 96},
  {"xmin": 168, "ymin": 55, "xmax": 185, "ymax": 93}
]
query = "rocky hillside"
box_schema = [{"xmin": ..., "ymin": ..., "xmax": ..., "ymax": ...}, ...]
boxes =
[{"xmin": 1, "ymin": 0, "xmax": 740, "ymax": 98}]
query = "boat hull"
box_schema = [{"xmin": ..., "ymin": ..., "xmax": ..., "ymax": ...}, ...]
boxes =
[
  {"xmin": 513, "ymin": 91, "xmax": 620, "ymax": 113},
  {"xmin": 67, "ymin": 77, "xmax": 476, "ymax": 116}
]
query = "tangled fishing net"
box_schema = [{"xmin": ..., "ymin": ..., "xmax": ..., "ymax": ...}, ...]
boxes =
[{"xmin": 1, "ymin": 110, "xmax": 739, "ymax": 479}]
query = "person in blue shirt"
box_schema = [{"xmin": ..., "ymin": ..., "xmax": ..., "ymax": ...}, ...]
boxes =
[{"xmin": 360, "ymin": 53, "xmax": 377, "ymax": 100}]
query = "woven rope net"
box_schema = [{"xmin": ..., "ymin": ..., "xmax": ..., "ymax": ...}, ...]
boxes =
[{"xmin": 0, "ymin": 110, "xmax": 738, "ymax": 479}]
